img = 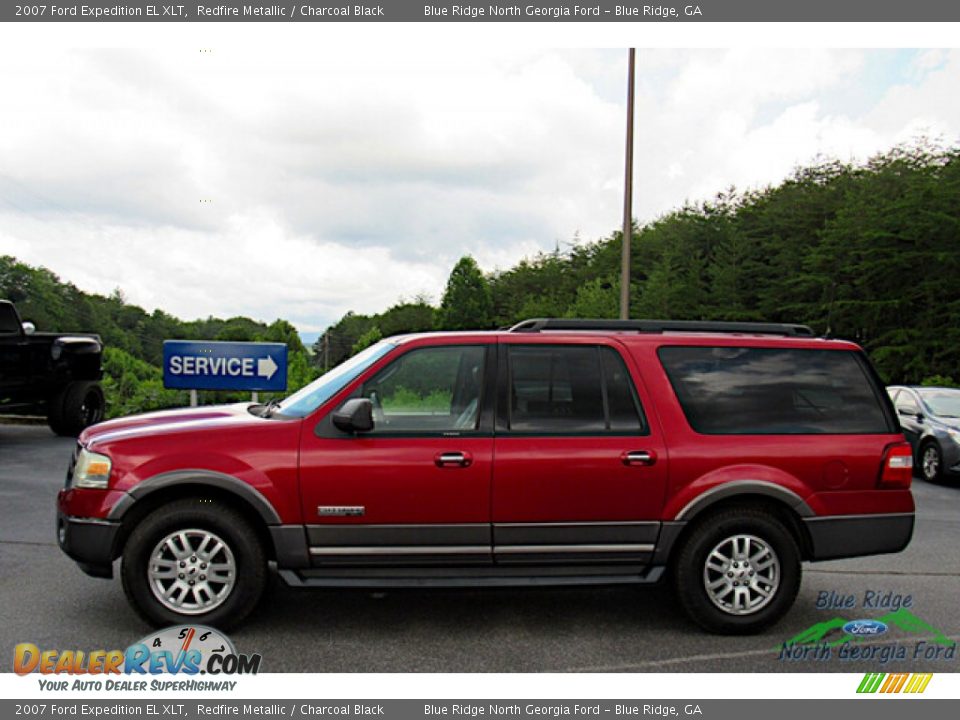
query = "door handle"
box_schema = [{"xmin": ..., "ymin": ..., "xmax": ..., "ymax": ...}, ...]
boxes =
[
  {"xmin": 621, "ymin": 450, "xmax": 657, "ymax": 466},
  {"xmin": 435, "ymin": 451, "xmax": 472, "ymax": 468}
]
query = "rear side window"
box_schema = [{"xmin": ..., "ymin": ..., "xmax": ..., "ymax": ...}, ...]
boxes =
[
  {"xmin": 658, "ymin": 346, "xmax": 893, "ymax": 435},
  {"xmin": 507, "ymin": 345, "xmax": 646, "ymax": 434}
]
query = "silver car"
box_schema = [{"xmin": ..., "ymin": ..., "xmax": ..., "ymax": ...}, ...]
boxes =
[{"xmin": 887, "ymin": 385, "xmax": 960, "ymax": 483}]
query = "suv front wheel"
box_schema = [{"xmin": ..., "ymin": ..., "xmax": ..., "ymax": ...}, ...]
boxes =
[
  {"xmin": 121, "ymin": 498, "xmax": 267, "ymax": 629},
  {"xmin": 673, "ymin": 507, "xmax": 801, "ymax": 634}
]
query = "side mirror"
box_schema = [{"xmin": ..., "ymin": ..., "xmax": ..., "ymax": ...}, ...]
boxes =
[
  {"xmin": 332, "ymin": 398, "xmax": 374, "ymax": 434},
  {"xmin": 21, "ymin": 321, "xmax": 35, "ymax": 335}
]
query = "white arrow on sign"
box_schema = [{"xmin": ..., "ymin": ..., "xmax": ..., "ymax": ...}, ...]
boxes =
[{"xmin": 257, "ymin": 355, "xmax": 278, "ymax": 380}]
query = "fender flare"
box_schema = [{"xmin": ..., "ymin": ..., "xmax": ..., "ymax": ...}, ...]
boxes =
[
  {"xmin": 673, "ymin": 480, "xmax": 814, "ymax": 521},
  {"xmin": 108, "ymin": 469, "xmax": 282, "ymax": 525}
]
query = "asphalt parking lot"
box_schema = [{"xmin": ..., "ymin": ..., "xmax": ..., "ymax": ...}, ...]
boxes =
[{"xmin": 2, "ymin": 423, "xmax": 959, "ymax": 673}]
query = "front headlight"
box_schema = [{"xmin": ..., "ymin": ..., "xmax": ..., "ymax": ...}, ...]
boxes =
[{"xmin": 73, "ymin": 449, "xmax": 112, "ymax": 489}]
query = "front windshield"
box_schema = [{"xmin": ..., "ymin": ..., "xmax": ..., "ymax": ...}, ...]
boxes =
[
  {"xmin": 917, "ymin": 388, "xmax": 960, "ymax": 418},
  {"xmin": 277, "ymin": 341, "xmax": 396, "ymax": 418}
]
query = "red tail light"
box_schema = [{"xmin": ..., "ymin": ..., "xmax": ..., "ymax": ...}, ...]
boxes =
[{"xmin": 880, "ymin": 443, "xmax": 913, "ymax": 489}]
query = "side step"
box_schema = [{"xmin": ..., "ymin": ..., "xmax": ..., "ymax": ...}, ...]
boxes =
[{"xmin": 278, "ymin": 566, "xmax": 665, "ymax": 589}]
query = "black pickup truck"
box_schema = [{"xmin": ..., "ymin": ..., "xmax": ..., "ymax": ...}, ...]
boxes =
[{"xmin": 0, "ymin": 299, "xmax": 105, "ymax": 436}]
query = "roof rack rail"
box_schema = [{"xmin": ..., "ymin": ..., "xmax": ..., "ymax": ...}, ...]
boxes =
[{"xmin": 508, "ymin": 318, "xmax": 815, "ymax": 337}]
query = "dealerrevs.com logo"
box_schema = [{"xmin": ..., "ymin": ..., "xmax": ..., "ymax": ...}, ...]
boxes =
[{"xmin": 13, "ymin": 626, "xmax": 261, "ymax": 691}]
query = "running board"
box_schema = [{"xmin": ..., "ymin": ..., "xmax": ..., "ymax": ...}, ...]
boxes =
[{"xmin": 278, "ymin": 566, "xmax": 665, "ymax": 589}]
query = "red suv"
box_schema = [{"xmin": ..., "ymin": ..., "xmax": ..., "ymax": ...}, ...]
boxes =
[{"xmin": 57, "ymin": 319, "xmax": 915, "ymax": 633}]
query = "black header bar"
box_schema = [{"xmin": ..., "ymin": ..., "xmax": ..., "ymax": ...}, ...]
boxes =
[{"xmin": 4, "ymin": 1, "xmax": 960, "ymax": 23}]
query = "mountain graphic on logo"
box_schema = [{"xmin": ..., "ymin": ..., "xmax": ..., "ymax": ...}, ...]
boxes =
[{"xmin": 783, "ymin": 608, "xmax": 954, "ymax": 648}]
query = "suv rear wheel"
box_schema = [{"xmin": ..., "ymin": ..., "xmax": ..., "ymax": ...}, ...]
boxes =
[
  {"xmin": 121, "ymin": 498, "xmax": 267, "ymax": 629},
  {"xmin": 673, "ymin": 507, "xmax": 801, "ymax": 634}
]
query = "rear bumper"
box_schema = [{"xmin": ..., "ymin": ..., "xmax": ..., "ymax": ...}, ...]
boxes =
[
  {"xmin": 803, "ymin": 512, "xmax": 914, "ymax": 561},
  {"xmin": 56, "ymin": 512, "xmax": 120, "ymax": 579}
]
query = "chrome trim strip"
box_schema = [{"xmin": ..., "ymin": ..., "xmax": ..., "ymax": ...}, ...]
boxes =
[
  {"xmin": 495, "ymin": 521, "xmax": 660, "ymax": 528},
  {"xmin": 495, "ymin": 543, "xmax": 655, "ymax": 554},
  {"xmin": 306, "ymin": 523, "xmax": 489, "ymax": 529},
  {"xmin": 65, "ymin": 517, "xmax": 118, "ymax": 526},
  {"xmin": 802, "ymin": 512, "xmax": 914, "ymax": 522},
  {"xmin": 309, "ymin": 546, "xmax": 491, "ymax": 556}
]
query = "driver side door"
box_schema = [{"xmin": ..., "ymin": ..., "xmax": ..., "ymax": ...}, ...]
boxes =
[{"xmin": 298, "ymin": 341, "xmax": 496, "ymax": 566}]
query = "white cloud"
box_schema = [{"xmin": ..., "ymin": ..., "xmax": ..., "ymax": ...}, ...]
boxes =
[
  {"xmin": 0, "ymin": 210, "xmax": 444, "ymax": 333},
  {"xmin": 1, "ymin": 47, "xmax": 959, "ymax": 329}
]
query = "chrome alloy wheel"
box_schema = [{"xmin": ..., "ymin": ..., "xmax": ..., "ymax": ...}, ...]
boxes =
[
  {"xmin": 148, "ymin": 529, "xmax": 236, "ymax": 615},
  {"xmin": 922, "ymin": 445, "xmax": 941, "ymax": 481},
  {"xmin": 702, "ymin": 534, "xmax": 780, "ymax": 616}
]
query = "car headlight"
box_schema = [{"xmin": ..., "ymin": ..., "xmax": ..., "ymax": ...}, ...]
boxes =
[{"xmin": 73, "ymin": 449, "xmax": 112, "ymax": 489}]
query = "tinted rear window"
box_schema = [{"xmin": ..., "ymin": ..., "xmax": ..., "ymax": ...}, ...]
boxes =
[{"xmin": 658, "ymin": 346, "xmax": 893, "ymax": 435}]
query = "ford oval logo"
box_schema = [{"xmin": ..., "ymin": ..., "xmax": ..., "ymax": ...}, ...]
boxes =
[{"xmin": 843, "ymin": 619, "xmax": 889, "ymax": 636}]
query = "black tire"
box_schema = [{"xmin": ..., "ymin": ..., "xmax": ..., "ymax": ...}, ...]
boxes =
[
  {"xmin": 121, "ymin": 498, "xmax": 267, "ymax": 629},
  {"xmin": 672, "ymin": 507, "xmax": 801, "ymax": 634},
  {"xmin": 918, "ymin": 441, "xmax": 943, "ymax": 483},
  {"xmin": 48, "ymin": 381, "xmax": 105, "ymax": 436}
]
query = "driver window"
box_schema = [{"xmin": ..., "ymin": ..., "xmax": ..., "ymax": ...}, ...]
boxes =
[{"xmin": 360, "ymin": 345, "xmax": 486, "ymax": 434}]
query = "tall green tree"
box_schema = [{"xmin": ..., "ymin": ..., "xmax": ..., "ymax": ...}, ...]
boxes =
[{"xmin": 437, "ymin": 256, "xmax": 493, "ymax": 330}]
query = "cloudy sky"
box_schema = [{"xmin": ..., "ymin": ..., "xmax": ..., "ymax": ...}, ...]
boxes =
[{"xmin": 1, "ymin": 47, "xmax": 959, "ymax": 335}]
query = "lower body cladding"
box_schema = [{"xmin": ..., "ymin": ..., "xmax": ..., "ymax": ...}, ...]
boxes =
[
  {"xmin": 280, "ymin": 522, "xmax": 663, "ymax": 588},
  {"xmin": 801, "ymin": 512, "xmax": 915, "ymax": 561},
  {"xmin": 278, "ymin": 513, "xmax": 916, "ymax": 589},
  {"xmin": 56, "ymin": 512, "xmax": 120, "ymax": 578}
]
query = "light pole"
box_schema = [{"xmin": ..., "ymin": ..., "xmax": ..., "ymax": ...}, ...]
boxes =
[{"xmin": 620, "ymin": 48, "xmax": 636, "ymax": 320}]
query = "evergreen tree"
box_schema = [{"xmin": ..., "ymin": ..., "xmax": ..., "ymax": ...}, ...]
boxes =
[{"xmin": 437, "ymin": 256, "xmax": 493, "ymax": 330}]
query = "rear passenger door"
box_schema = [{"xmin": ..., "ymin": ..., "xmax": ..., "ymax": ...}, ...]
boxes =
[{"xmin": 492, "ymin": 340, "xmax": 668, "ymax": 565}]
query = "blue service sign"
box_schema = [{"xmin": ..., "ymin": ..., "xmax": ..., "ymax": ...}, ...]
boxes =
[{"xmin": 162, "ymin": 340, "xmax": 288, "ymax": 392}]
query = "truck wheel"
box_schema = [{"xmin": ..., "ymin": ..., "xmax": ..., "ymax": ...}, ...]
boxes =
[
  {"xmin": 121, "ymin": 498, "xmax": 267, "ymax": 629},
  {"xmin": 48, "ymin": 381, "xmax": 105, "ymax": 436},
  {"xmin": 672, "ymin": 507, "xmax": 801, "ymax": 634}
]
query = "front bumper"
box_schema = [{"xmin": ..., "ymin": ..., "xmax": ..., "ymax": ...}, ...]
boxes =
[
  {"xmin": 803, "ymin": 512, "xmax": 914, "ymax": 561},
  {"xmin": 56, "ymin": 512, "xmax": 120, "ymax": 579}
]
